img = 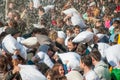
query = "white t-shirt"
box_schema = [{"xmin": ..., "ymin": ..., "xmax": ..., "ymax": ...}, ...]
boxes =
[
  {"xmin": 36, "ymin": 51, "xmax": 54, "ymax": 68},
  {"xmin": 84, "ymin": 70, "xmax": 100, "ymax": 80}
]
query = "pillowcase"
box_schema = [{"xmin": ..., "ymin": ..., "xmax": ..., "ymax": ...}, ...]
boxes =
[
  {"xmin": 72, "ymin": 31, "xmax": 94, "ymax": 43},
  {"xmin": 21, "ymin": 37, "xmax": 38, "ymax": 48},
  {"xmin": 105, "ymin": 44, "xmax": 120, "ymax": 67}
]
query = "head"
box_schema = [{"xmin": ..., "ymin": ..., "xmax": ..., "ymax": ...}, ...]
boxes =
[
  {"xmin": 76, "ymin": 43, "xmax": 88, "ymax": 56},
  {"xmin": 80, "ymin": 55, "xmax": 92, "ymax": 71},
  {"xmin": 0, "ymin": 55, "xmax": 9, "ymax": 74},
  {"xmin": 38, "ymin": 7, "xmax": 45, "ymax": 15},
  {"xmin": 67, "ymin": 37, "xmax": 77, "ymax": 52},
  {"xmin": 65, "ymin": 28, "xmax": 73, "ymax": 37},
  {"xmin": 89, "ymin": 49, "xmax": 101, "ymax": 65},
  {"xmin": 48, "ymin": 30, "xmax": 58, "ymax": 41},
  {"xmin": 56, "ymin": 18, "xmax": 64, "ymax": 28},
  {"xmin": 45, "ymin": 69, "xmax": 55, "ymax": 80},
  {"xmin": 7, "ymin": 11, "xmax": 14, "ymax": 19},
  {"xmin": 112, "ymin": 20, "xmax": 120, "ymax": 27},
  {"xmin": 8, "ymin": 2, "xmax": 15, "ymax": 9},
  {"xmin": 52, "ymin": 63, "xmax": 64, "ymax": 76},
  {"xmin": 14, "ymin": 12, "xmax": 20, "ymax": 21},
  {"xmin": 73, "ymin": 25, "xmax": 80, "ymax": 36}
]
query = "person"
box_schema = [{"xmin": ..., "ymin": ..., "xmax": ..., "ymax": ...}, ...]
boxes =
[
  {"xmin": 5, "ymin": 54, "xmax": 25, "ymax": 80},
  {"xmin": 52, "ymin": 63, "xmax": 65, "ymax": 76},
  {"xmin": 45, "ymin": 69, "xmax": 55, "ymax": 80},
  {"xmin": 80, "ymin": 55, "xmax": 100, "ymax": 80},
  {"xmin": 38, "ymin": 6, "xmax": 51, "ymax": 29},
  {"xmin": 67, "ymin": 37, "xmax": 77, "ymax": 52},
  {"xmin": 65, "ymin": 27, "xmax": 74, "ymax": 46},
  {"xmin": 73, "ymin": 25, "xmax": 81, "ymax": 36},
  {"xmin": 13, "ymin": 12, "xmax": 26, "ymax": 35},
  {"xmin": 109, "ymin": 20, "xmax": 120, "ymax": 35},
  {"xmin": 76, "ymin": 43, "xmax": 89, "ymax": 56},
  {"xmin": 89, "ymin": 49, "xmax": 111, "ymax": 80}
]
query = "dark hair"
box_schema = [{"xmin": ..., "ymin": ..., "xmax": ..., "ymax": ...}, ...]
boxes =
[
  {"xmin": 113, "ymin": 20, "xmax": 120, "ymax": 25},
  {"xmin": 76, "ymin": 43, "xmax": 88, "ymax": 55},
  {"xmin": 38, "ymin": 7, "xmax": 45, "ymax": 13},
  {"xmin": 68, "ymin": 37, "xmax": 77, "ymax": 45},
  {"xmin": 45, "ymin": 69, "xmax": 55, "ymax": 79},
  {"xmin": 73, "ymin": 25, "xmax": 80, "ymax": 30},
  {"xmin": 0, "ymin": 55, "xmax": 9, "ymax": 74},
  {"xmin": 89, "ymin": 49, "xmax": 101, "ymax": 61},
  {"xmin": 81, "ymin": 55, "xmax": 92, "ymax": 68}
]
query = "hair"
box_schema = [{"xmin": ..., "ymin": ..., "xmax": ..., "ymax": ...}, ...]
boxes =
[
  {"xmin": 36, "ymin": 63, "xmax": 50, "ymax": 75},
  {"xmin": 89, "ymin": 49, "xmax": 101, "ymax": 61},
  {"xmin": 14, "ymin": 12, "xmax": 20, "ymax": 19},
  {"xmin": 52, "ymin": 63, "xmax": 64, "ymax": 76},
  {"xmin": 68, "ymin": 37, "xmax": 77, "ymax": 45},
  {"xmin": 48, "ymin": 30, "xmax": 58, "ymax": 41},
  {"xmin": 113, "ymin": 20, "xmax": 120, "ymax": 25},
  {"xmin": 38, "ymin": 6, "xmax": 45, "ymax": 13},
  {"xmin": 81, "ymin": 55, "xmax": 92, "ymax": 68},
  {"xmin": 53, "ymin": 75, "xmax": 67, "ymax": 80},
  {"xmin": 65, "ymin": 27, "xmax": 73, "ymax": 34},
  {"xmin": 0, "ymin": 55, "xmax": 9, "ymax": 74},
  {"xmin": 73, "ymin": 25, "xmax": 80, "ymax": 30},
  {"xmin": 45, "ymin": 69, "xmax": 55, "ymax": 80},
  {"xmin": 76, "ymin": 43, "xmax": 88, "ymax": 55}
]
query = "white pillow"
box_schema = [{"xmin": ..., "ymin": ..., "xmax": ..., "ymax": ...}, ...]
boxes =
[
  {"xmin": 57, "ymin": 31, "xmax": 66, "ymax": 39},
  {"xmin": 88, "ymin": 43, "xmax": 110, "ymax": 59},
  {"xmin": 44, "ymin": 5, "xmax": 54, "ymax": 13},
  {"xmin": 33, "ymin": 0, "xmax": 41, "ymax": 8},
  {"xmin": 66, "ymin": 71, "xmax": 83, "ymax": 80},
  {"xmin": 21, "ymin": 37, "xmax": 38, "ymax": 48},
  {"xmin": 19, "ymin": 65, "xmax": 47, "ymax": 80},
  {"xmin": 2, "ymin": 34, "xmax": 27, "ymax": 59},
  {"xmin": 71, "ymin": 12, "xmax": 86, "ymax": 28},
  {"xmin": 72, "ymin": 31, "xmax": 94, "ymax": 43},
  {"xmin": 62, "ymin": 8, "xmax": 78, "ymax": 15},
  {"xmin": 105, "ymin": 44, "xmax": 120, "ymax": 67},
  {"xmin": 58, "ymin": 52, "xmax": 80, "ymax": 71}
]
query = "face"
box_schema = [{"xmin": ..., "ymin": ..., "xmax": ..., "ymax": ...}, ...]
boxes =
[
  {"xmin": 80, "ymin": 60, "xmax": 84, "ymax": 70},
  {"xmin": 67, "ymin": 41, "xmax": 76, "ymax": 51},
  {"xmin": 47, "ymin": 74, "xmax": 51, "ymax": 80},
  {"xmin": 8, "ymin": 12, "xmax": 13, "ymax": 19},
  {"xmin": 66, "ymin": 30, "xmax": 71, "ymax": 37},
  {"xmin": 74, "ymin": 28, "xmax": 80, "ymax": 35},
  {"xmin": 59, "ymin": 65, "xmax": 64, "ymax": 76}
]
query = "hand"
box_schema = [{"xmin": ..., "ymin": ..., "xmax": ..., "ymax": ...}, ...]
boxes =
[{"xmin": 12, "ymin": 66, "xmax": 20, "ymax": 74}]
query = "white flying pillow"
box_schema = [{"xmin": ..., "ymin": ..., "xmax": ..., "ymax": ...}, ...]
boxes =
[
  {"xmin": 44, "ymin": 5, "xmax": 54, "ymax": 13},
  {"xmin": 57, "ymin": 31, "xmax": 66, "ymax": 39},
  {"xmin": 62, "ymin": 8, "xmax": 78, "ymax": 15},
  {"xmin": 105, "ymin": 44, "xmax": 120, "ymax": 67},
  {"xmin": 72, "ymin": 31, "xmax": 94, "ymax": 43},
  {"xmin": 19, "ymin": 65, "xmax": 47, "ymax": 80},
  {"xmin": 58, "ymin": 52, "xmax": 80, "ymax": 71},
  {"xmin": 88, "ymin": 43, "xmax": 110, "ymax": 59},
  {"xmin": 21, "ymin": 37, "xmax": 38, "ymax": 48}
]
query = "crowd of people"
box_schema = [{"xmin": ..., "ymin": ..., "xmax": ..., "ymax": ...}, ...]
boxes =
[{"xmin": 0, "ymin": 0, "xmax": 120, "ymax": 80}]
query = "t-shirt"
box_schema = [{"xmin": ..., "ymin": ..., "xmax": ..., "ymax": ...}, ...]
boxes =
[
  {"xmin": 83, "ymin": 70, "xmax": 100, "ymax": 80},
  {"xmin": 109, "ymin": 26, "xmax": 115, "ymax": 35}
]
